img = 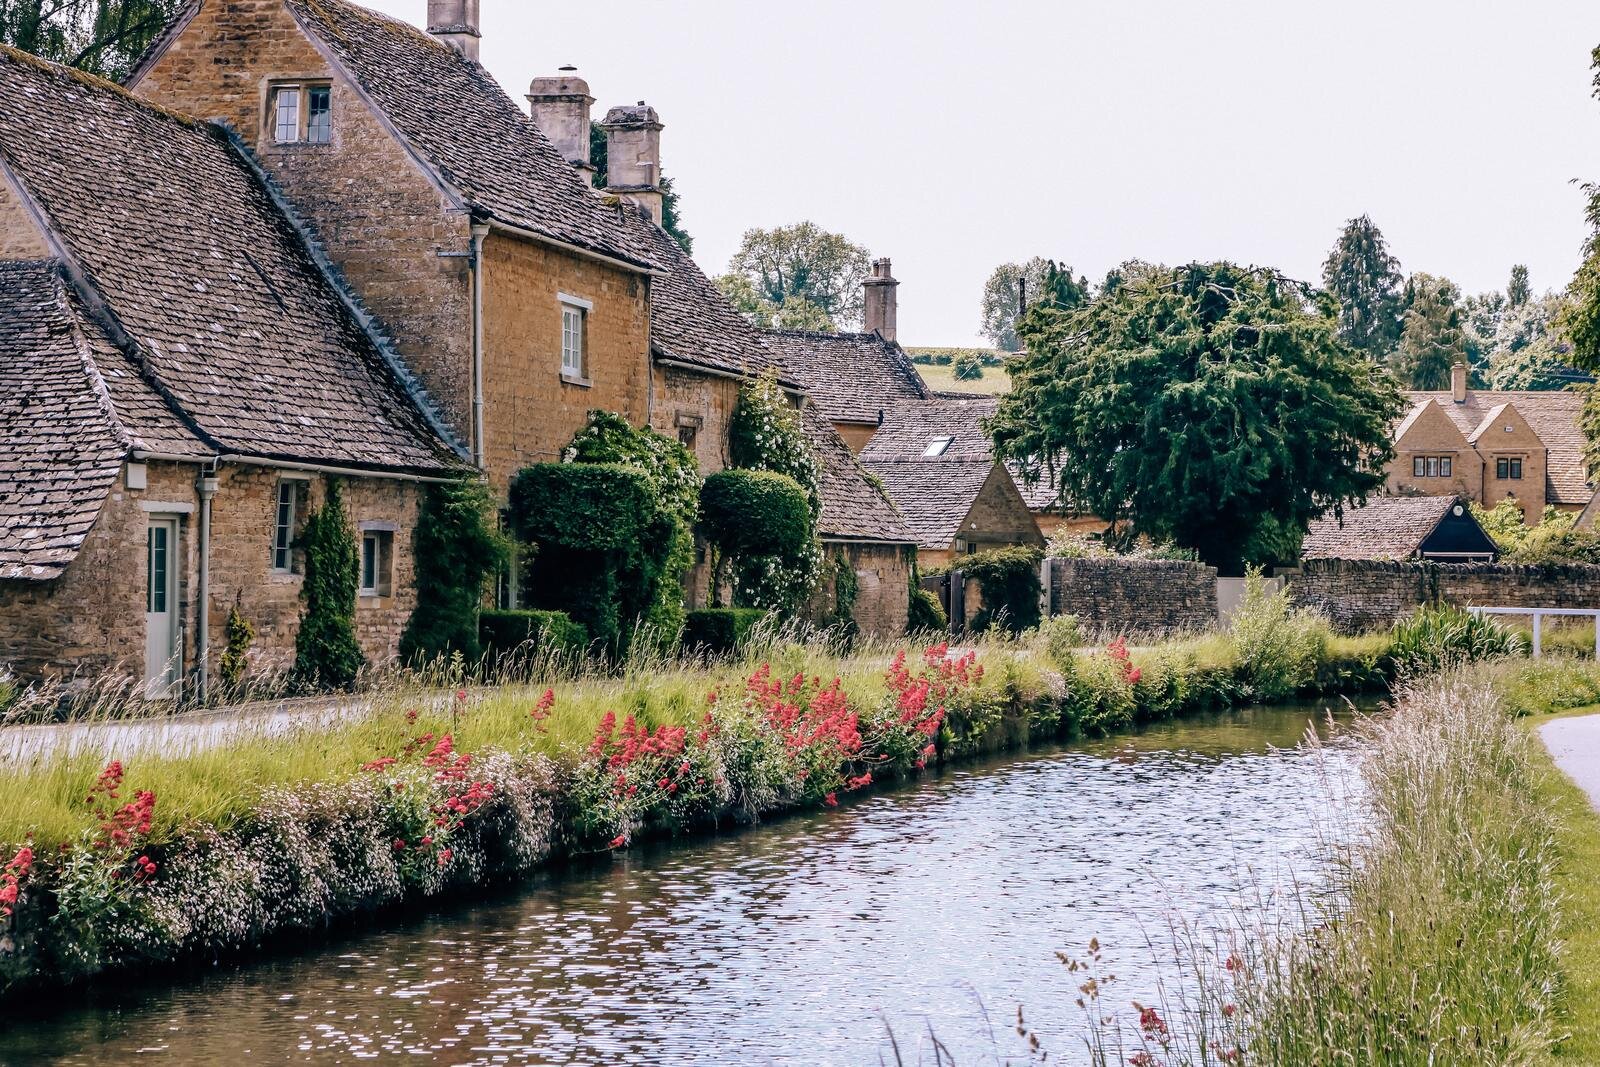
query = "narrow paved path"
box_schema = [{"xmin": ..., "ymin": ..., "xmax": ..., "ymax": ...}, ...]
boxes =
[{"xmin": 1540, "ymin": 714, "xmax": 1600, "ymax": 809}]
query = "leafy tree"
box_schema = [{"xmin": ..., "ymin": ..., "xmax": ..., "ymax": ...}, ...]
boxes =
[
  {"xmin": 1460, "ymin": 289, "xmax": 1506, "ymax": 382},
  {"xmin": 1321, "ymin": 214, "xmax": 1404, "ymax": 359},
  {"xmin": 1394, "ymin": 272, "xmax": 1469, "ymax": 389},
  {"xmin": 979, "ymin": 257, "xmax": 1089, "ymax": 351},
  {"xmin": 588, "ymin": 123, "xmax": 692, "ymax": 254},
  {"xmin": 952, "ymin": 352, "xmax": 985, "ymax": 380},
  {"xmin": 292, "ymin": 480, "xmax": 365, "ymax": 691},
  {"xmin": 714, "ymin": 274, "xmax": 835, "ymax": 332},
  {"xmin": 1099, "ymin": 259, "xmax": 1162, "ymax": 297},
  {"xmin": 1485, "ymin": 292, "xmax": 1578, "ymax": 390},
  {"xmin": 989, "ymin": 263, "xmax": 1403, "ymax": 573},
  {"xmin": 1561, "ymin": 45, "xmax": 1600, "ymax": 477},
  {"xmin": 0, "ymin": 0, "xmax": 179, "ymax": 81},
  {"xmin": 398, "ymin": 477, "xmax": 509, "ymax": 667},
  {"xmin": 1507, "ymin": 264, "xmax": 1532, "ymax": 308},
  {"xmin": 723, "ymin": 222, "xmax": 870, "ymax": 331}
]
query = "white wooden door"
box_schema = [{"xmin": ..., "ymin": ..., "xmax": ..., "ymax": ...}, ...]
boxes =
[{"xmin": 144, "ymin": 518, "xmax": 179, "ymax": 699}]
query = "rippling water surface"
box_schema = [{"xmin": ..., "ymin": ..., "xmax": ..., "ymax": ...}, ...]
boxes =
[{"xmin": 6, "ymin": 701, "xmax": 1366, "ymax": 1066}]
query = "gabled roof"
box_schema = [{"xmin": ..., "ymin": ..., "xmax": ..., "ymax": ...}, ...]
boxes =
[
  {"xmin": 861, "ymin": 458, "xmax": 996, "ymax": 550},
  {"xmin": 1300, "ymin": 495, "xmax": 1474, "ymax": 561},
  {"xmin": 0, "ymin": 46, "xmax": 460, "ymax": 476},
  {"xmin": 1402, "ymin": 390, "xmax": 1591, "ymax": 505},
  {"xmin": 801, "ymin": 405, "xmax": 915, "ymax": 545},
  {"xmin": 0, "ymin": 261, "xmax": 127, "ymax": 580},
  {"xmin": 278, "ymin": 0, "xmax": 658, "ymax": 271},
  {"xmin": 763, "ymin": 329, "xmax": 931, "ymax": 425},
  {"xmin": 624, "ymin": 212, "xmax": 798, "ymax": 388},
  {"xmin": 1465, "ymin": 402, "xmax": 1515, "ymax": 444}
]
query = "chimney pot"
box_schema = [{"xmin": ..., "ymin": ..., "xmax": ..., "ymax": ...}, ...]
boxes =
[
  {"xmin": 598, "ymin": 103, "xmax": 665, "ymax": 223},
  {"xmin": 864, "ymin": 257, "xmax": 899, "ymax": 342},
  {"xmin": 1451, "ymin": 361, "xmax": 1468, "ymax": 404},
  {"xmin": 427, "ymin": 0, "xmax": 481, "ymax": 61},
  {"xmin": 528, "ymin": 67, "xmax": 596, "ymax": 185}
]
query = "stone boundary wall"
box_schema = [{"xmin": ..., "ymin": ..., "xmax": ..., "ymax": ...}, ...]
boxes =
[
  {"xmin": 1045, "ymin": 557, "xmax": 1218, "ymax": 634},
  {"xmin": 1286, "ymin": 558, "xmax": 1600, "ymax": 633}
]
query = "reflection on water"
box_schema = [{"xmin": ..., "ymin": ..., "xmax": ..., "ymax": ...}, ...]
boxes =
[{"xmin": 5, "ymin": 700, "xmax": 1368, "ymax": 1066}]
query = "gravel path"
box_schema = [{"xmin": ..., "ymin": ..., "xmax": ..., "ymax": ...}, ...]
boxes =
[{"xmin": 1540, "ymin": 714, "xmax": 1600, "ymax": 810}]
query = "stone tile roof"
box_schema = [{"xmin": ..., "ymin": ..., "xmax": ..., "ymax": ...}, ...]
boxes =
[
  {"xmin": 1402, "ymin": 390, "xmax": 1591, "ymax": 506},
  {"xmin": 282, "ymin": 0, "xmax": 658, "ymax": 270},
  {"xmin": 0, "ymin": 261, "xmax": 128, "ymax": 580},
  {"xmin": 0, "ymin": 46, "xmax": 460, "ymax": 476},
  {"xmin": 625, "ymin": 213, "xmax": 796, "ymax": 387},
  {"xmin": 763, "ymin": 329, "xmax": 931, "ymax": 426},
  {"xmin": 801, "ymin": 405, "xmax": 915, "ymax": 544},
  {"xmin": 859, "ymin": 456, "xmax": 993, "ymax": 550},
  {"xmin": 1300, "ymin": 495, "xmax": 1459, "ymax": 561}
]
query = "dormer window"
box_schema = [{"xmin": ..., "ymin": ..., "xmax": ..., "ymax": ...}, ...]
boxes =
[
  {"xmin": 923, "ymin": 436, "xmax": 953, "ymax": 458},
  {"xmin": 268, "ymin": 81, "xmax": 333, "ymax": 145}
]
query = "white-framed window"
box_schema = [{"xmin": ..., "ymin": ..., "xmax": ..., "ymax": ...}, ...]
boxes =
[
  {"xmin": 269, "ymin": 81, "xmax": 333, "ymax": 145},
  {"xmin": 271, "ymin": 479, "xmax": 301, "ymax": 572},
  {"xmin": 359, "ymin": 528, "xmax": 394, "ymax": 597},
  {"xmin": 559, "ymin": 293, "xmax": 592, "ymax": 380},
  {"xmin": 923, "ymin": 436, "xmax": 954, "ymax": 458}
]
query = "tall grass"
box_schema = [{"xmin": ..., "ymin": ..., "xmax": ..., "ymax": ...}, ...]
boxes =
[{"xmin": 1068, "ymin": 669, "xmax": 1564, "ymax": 1066}]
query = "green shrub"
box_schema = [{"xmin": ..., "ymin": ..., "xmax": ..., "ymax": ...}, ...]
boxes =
[
  {"xmin": 292, "ymin": 480, "xmax": 364, "ymax": 691},
  {"xmin": 728, "ymin": 373, "xmax": 821, "ymax": 518},
  {"xmin": 907, "ymin": 587, "xmax": 947, "ymax": 634},
  {"xmin": 399, "ymin": 478, "xmax": 508, "ymax": 666},
  {"xmin": 825, "ymin": 555, "xmax": 859, "ymax": 640},
  {"xmin": 1039, "ymin": 614, "xmax": 1082, "ymax": 675},
  {"xmin": 218, "ymin": 599, "xmax": 254, "ymax": 691},
  {"xmin": 1229, "ymin": 569, "xmax": 1330, "ymax": 701},
  {"xmin": 1390, "ymin": 603, "xmax": 1528, "ymax": 674},
  {"xmin": 683, "ymin": 609, "xmax": 768, "ymax": 654},
  {"xmin": 952, "ymin": 352, "xmax": 985, "ymax": 380},
  {"xmin": 479, "ymin": 610, "xmax": 588, "ymax": 668},
  {"xmin": 698, "ymin": 470, "xmax": 813, "ymax": 558},
  {"xmin": 508, "ymin": 463, "xmax": 658, "ymax": 552},
  {"xmin": 960, "ymin": 546, "xmax": 1044, "ymax": 635}
]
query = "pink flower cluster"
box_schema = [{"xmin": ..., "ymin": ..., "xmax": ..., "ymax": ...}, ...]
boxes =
[
  {"xmin": 1106, "ymin": 637, "xmax": 1142, "ymax": 685},
  {"xmin": 0, "ymin": 843, "xmax": 33, "ymax": 918}
]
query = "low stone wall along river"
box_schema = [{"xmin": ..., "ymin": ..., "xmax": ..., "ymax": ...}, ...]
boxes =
[{"xmin": 7, "ymin": 699, "xmax": 1368, "ymax": 1066}]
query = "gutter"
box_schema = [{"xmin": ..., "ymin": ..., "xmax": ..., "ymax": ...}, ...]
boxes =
[
  {"xmin": 820, "ymin": 536, "xmax": 922, "ymax": 547},
  {"xmin": 485, "ymin": 218, "xmax": 663, "ymax": 279},
  {"xmin": 130, "ymin": 451, "xmax": 462, "ymax": 485},
  {"xmin": 470, "ymin": 222, "xmax": 489, "ymax": 468},
  {"xmin": 653, "ymin": 355, "xmax": 806, "ymax": 395},
  {"xmin": 196, "ymin": 464, "xmax": 218, "ymax": 702}
]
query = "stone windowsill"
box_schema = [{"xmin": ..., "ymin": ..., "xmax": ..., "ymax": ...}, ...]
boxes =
[{"xmin": 560, "ymin": 372, "xmax": 593, "ymax": 389}]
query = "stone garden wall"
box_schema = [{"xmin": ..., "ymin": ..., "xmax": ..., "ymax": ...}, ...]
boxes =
[
  {"xmin": 1044, "ymin": 557, "xmax": 1218, "ymax": 635},
  {"xmin": 1286, "ymin": 558, "xmax": 1600, "ymax": 633}
]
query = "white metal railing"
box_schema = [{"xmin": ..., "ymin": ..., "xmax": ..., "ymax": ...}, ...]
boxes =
[{"xmin": 1467, "ymin": 606, "xmax": 1600, "ymax": 659}]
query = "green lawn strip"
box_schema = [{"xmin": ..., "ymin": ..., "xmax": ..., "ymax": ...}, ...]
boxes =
[{"xmin": 1524, "ymin": 705, "xmax": 1600, "ymax": 1062}]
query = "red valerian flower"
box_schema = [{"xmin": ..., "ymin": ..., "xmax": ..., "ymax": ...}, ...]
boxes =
[
  {"xmin": 361, "ymin": 756, "xmax": 398, "ymax": 773},
  {"xmin": 823, "ymin": 793, "xmax": 838, "ymax": 807},
  {"xmin": 0, "ymin": 845, "xmax": 33, "ymax": 918},
  {"xmin": 437, "ymin": 848, "xmax": 454, "ymax": 868},
  {"xmin": 530, "ymin": 688, "xmax": 556, "ymax": 723},
  {"xmin": 609, "ymin": 835, "xmax": 627, "ymax": 849},
  {"xmin": 393, "ymin": 838, "xmax": 407, "ymax": 850}
]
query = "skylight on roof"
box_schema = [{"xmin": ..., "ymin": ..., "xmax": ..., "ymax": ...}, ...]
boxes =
[{"xmin": 923, "ymin": 436, "xmax": 954, "ymax": 457}]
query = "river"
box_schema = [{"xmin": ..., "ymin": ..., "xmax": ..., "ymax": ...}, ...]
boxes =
[{"xmin": 4, "ymin": 698, "xmax": 1369, "ymax": 1066}]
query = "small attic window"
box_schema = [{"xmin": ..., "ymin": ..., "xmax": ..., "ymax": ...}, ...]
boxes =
[
  {"xmin": 923, "ymin": 436, "xmax": 954, "ymax": 458},
  {"xmin": 268, "ymin": 81, "xmax": 333, "ymax": 145}
]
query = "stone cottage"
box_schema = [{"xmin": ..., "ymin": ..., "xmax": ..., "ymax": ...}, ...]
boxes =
[
  {"xmin": 0, "ymin": 46, "xmax": 463, "ymax": 697},
  {"xmin": 857, "ymin": 398, "xmax": 1044, "ymax": 567},
  {"xmin": 1299, "ymin": 495, "xmax": 1499, "ymax": 563},
  {"xmin": 1388, "ymin": 363, "xmax": 1591, "ymax": 523}
]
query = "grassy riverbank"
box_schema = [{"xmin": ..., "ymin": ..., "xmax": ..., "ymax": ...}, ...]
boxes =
[
  {"xmin": 1064, "ymin": 659, "xmax": 1600, "ymax": 1067},
  {"xmin": 0, "ymin": 598, "xmax": 1394, "ymax": 993}
]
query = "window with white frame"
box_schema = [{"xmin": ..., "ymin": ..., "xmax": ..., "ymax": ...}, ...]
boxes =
[
  {"xmin": 359, "ymin": 529, "xmax": 393, "ymax": 597},
  {"xmin": 559, "ymin": 294, "xmax": 591, "ymax": 379},
  {"xmin": 272, "ymin": 480, "xmax": 301, "ymax": 571},
  {"xmin": 923, "ymin": 436, "xmax": 954, "ymax": 458},
  {"xmin": 268, "ymin": 81, "xmax": 333, "ymax": 145}
]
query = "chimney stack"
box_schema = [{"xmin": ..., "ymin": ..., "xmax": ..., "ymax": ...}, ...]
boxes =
[
  {"xmin": 1451, "ymin": 361, "xmax": 1468, "ymax": 404},
  {"xmin": 528, "ymin": 66, "xmax": 596, "ymax": 186},
  {"xmin": 598, "ymin": 102, "xmax": 663, "ymax": 223},
  {"xmin": 427, "ymin": 0, "xmax": 481, "ymax": 61},
  {"xmin": 864, "ymin": 258, "xmax": 899, "ymax": 341}
]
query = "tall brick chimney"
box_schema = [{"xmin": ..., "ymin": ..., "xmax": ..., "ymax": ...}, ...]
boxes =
[
  {"xmin": 1451, "ymin": 361, "xmax": 1468, "ymax": 403},
  {"xmin": 427, "ymin": 0, "xmax": 481, "ymax": 62},
  {"xmin": 598, "ymin": 102, "xmax": 663, "ymax": 223},
  {"xmin": 528, "ymin": 66, "xmax": 596, "ymax": 186},
  {"xmin": 864, "ymin": 258, "xmax": 898, "ymax": 341}
]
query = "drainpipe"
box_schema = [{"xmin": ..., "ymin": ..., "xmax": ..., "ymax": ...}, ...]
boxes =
[
  {"xmin": 196, "ymin": 465, "xmax": 219, "ymax": 703},
  {"xmin": 470, "ymin": 221, "xmax": 490, "ymax": 469}
]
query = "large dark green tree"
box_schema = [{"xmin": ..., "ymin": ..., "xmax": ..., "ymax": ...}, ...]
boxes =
[
  {"xmin": 1559, "ymin": 45, "xmax": 1600, "ymax": 477},
  {"xmin": 0, "ymin": 0, "xmax": 178, "ymax": 81},
  {"xmin": 1321, "ymin": 214, "xmax": 1404, "ymax": 359},
  {"xmin": 988, "ymin": 263, "xmax": 1403, "ymax": 573},
  {"xmin": 978, "ymin": 257, "xmax": 1091, "ymax": 351},
  {"xmin": 1394, "ymin": 272, "xmax": 1469, "ymax": 389}
]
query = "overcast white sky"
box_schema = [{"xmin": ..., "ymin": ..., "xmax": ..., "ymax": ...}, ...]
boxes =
[{"xmin": 369, "ymin": 0, "xmax": 1600, "ymax": 348}]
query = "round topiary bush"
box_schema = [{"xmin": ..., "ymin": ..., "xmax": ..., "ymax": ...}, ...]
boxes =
[{"xmin": 698, "ymin": 469, "xmax": 813, "ymax": 558}]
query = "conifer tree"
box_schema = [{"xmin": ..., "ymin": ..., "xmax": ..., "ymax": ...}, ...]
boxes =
[
  {"xmin": 1321, "ymin": 215, "xmax": 1404, "ymax": 359},
  {"xmin": 1394, "ymin": 273, "xmax": 1469, "ymax": 390},
  {"xmin": 292, "ymin": 480, "xmax": 364, "ymax": 691},
  {"xmin": 1507, "ymin": 264, "xmax": 1532, "ymax": 308}
]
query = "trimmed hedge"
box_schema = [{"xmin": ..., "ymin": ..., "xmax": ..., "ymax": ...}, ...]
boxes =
[
  {"xmin": 908, "ymin": 587, "xmax": 948, "ymax": 633},
  {"xmin": 683, "ymin": 608, "xmax": 768, "ymax": 654},
  {"xmin": 698, "ymin": 470, "xmax": 813, "ymax": 559},
  {"xmin": 508, "ymin": 464, "xmax": 657, "ymax": 551},
  {"xmin": 479, "ymin": 610, "xmax": 589, "ymax": 666}
]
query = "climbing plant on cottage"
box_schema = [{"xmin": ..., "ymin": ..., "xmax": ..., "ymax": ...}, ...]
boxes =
[
  {"xmin": 399, "ymin": 477, "xmax": 509, "ymax": 667},
  {"xmin": 722, "ymin": 373, "xmax": 824, "ymax": 612},
  {"xmin": 292, "ymin": 480, "xmax": 364, "ymax": 691}
]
